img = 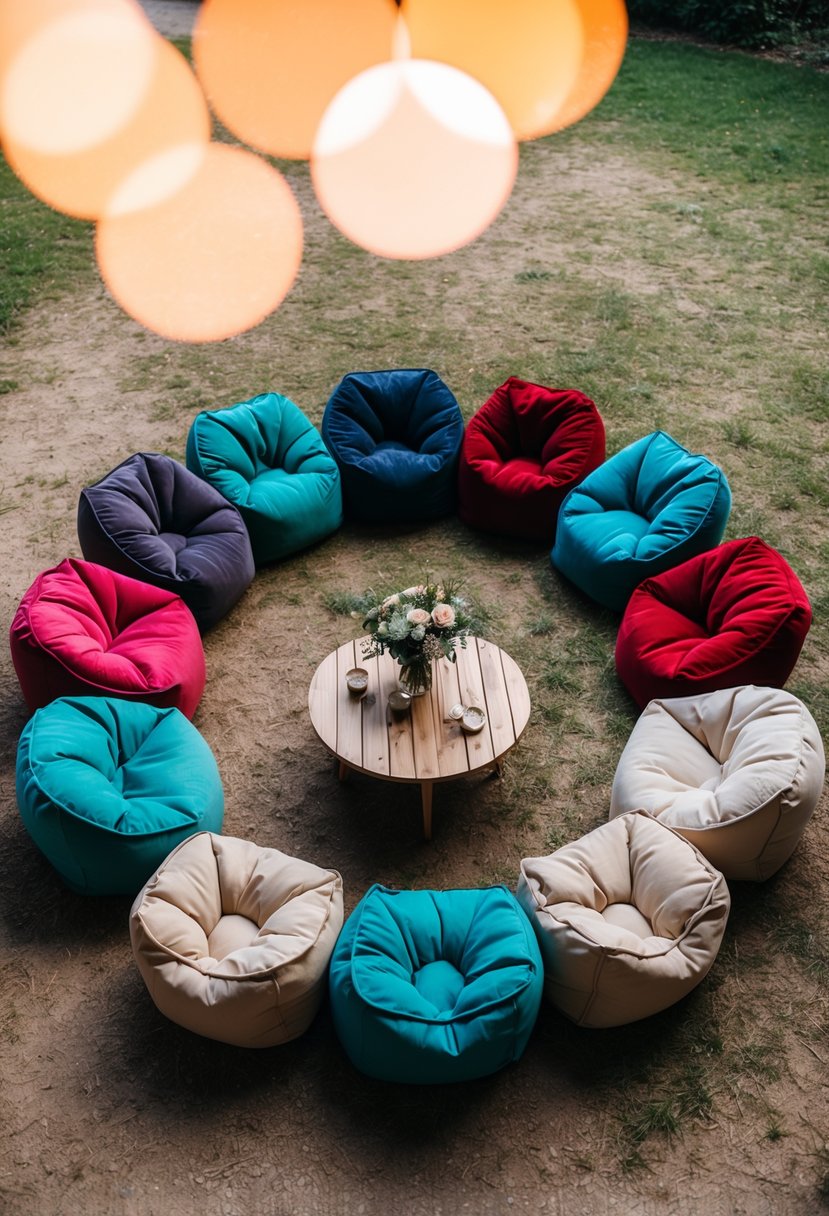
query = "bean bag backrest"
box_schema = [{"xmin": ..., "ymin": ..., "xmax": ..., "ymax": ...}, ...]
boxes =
[
  {"xmin": 9, "ymin": 557, "xmax": 205, "ymax": 717},
  {"xmin": 552, "ymin": 431, "xmax": 731, "ymax": 610},
  {"xmin": 131, "ymin": 832, "xmax": 344, "ymax": 1047},
  {"xmin": 78, "ymin": 452, "xmax": 254, "ymax": 632},
  {"xmin": 610, "ymin": 686, "xmax": 826, "ymax": 881},
  {"xmin": 186, "ymin": 392, "xmax": 342, "ymax": 564},
  {"xmin": 322, "ymin": 369, "xmax": 464, "ymax": 521},
  {"xmin": 615, "ymin": 536, "xmax": 812, "ymax": 707},
  {"xmin": 329, "ymin": 884, "xmax": 543, "ymax": 1083},
  {"xmin": 458, "ymin": 378, "xmax": 605, "ymax": 541},
  {"xmin": 16, "ymin": 696, "xmax": 223, "ymax": 894}
]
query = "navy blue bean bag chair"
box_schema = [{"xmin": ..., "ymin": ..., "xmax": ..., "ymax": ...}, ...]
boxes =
[
  {"xmin": 322, "ymin": 369, "xmax": 464, "ymax": 522},
  {"xmin": 186, "ymin": 393, "xmax": 342, "ymax": 565},
  {"xmin": 78, "ymin": 452, "xmax": 254, "ymax": 632},
  {"xmin": 329, "ymin": 885, "xmax": 544, "ymax": 1084},
  {"xmin": 16, "ymin": 696, "xmax": 224, "ymax": 896},
  {"xmin": 551, "ymin": 431, "xmax": 732, "ymax": 612}
]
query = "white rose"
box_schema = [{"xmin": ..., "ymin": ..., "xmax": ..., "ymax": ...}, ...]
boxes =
[
  {"xmin": 431, "ymin": 603, "xmax": 455, "ymax": 628},
  {"xmin": 407, "ymin": 608, "xmax": 431, "ymax": 627},
  {"xmin": 377, "ymin": 622, "xmax": 389, "ymax": 637}
]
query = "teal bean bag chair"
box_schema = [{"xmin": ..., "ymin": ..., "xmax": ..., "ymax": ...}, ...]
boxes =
[
  {"xmin": 551, "ymin": 430, "xmax": 731, "ymax": 612},
  {"xmin": 16, "ymin": 696, "xmax": 224, "ymax": 895},
  {"xmin": 329, "ymin": 885, "xmax": 544, "ymax": 1084},
  {"xmin": 186, "ymin": 392, "xmax": 343, "ymax": 565}
]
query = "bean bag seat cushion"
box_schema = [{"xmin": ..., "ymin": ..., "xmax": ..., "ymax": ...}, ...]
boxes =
[
  {"xmin": 615, "ymin": 536, "xmax": 812, "ymax": 709},
  {"xmin": 186, "ymin": 392, "xmax": 342, "ymax": 565},
  {"xmin": 322, "ymin": 369, "xmax": 464, "ymax": 523},
  {"xmin": 517, "ymin": 811, "xmax": 730, "ymax": 1028},
  {"xmin": 328, "ymin": 884, "xmax": 543, "ymax": 1084},
  {"xmin": 16, "ymin": 696, "xmax": 223, "ymax": 895},
  {"xmin": 551, "ymin": 430, "xmax": 732, "ymax": 611},
  {"xmin": 78, "ymin": 452, "xmax": 255, "ymax": 633},
  {"xmin": 9, "ymin": 558, "xmax": 205, "ymax": 718},
  {"xmin": 458, "ymin": 377, "xmax": 605, "ymax": 542},
  {"xmin": 130, "ymin": 832, "xmax": 344, "ymax": 1047},
  {"xmin": 610, "ymin": 686, "xmax": 825, "ymax": 882}
]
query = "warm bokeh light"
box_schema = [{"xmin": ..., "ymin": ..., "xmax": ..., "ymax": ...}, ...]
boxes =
[
  {"xmin": 193, "ymin": 0, "xmax": 399, "ymax": 160},
  {"xmin": 401, "ymin": 0, "xmax": 585, "ymax": 142},
  {"xmin": 311, "ymin": 59, "xmax": 517, "ymax": 261},
  {"xmin": 96, "ymin": 143, "xmax": 303, "ymax": 343},
  {"xmin": 2, "ymin": 33, "xmax": 210, "ymax": 220},
  {"xmin": 0, "ymin": 0, "xmax": 157, "ymax": 155},
  {"xmin": 549, "ymin": 0, "xmax": 628, "ymax": 133}
]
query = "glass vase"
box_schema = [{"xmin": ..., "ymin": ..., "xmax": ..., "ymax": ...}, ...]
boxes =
[{"xmin": 398, "ymin": 657, "xmax": 433, "ymax": 697}]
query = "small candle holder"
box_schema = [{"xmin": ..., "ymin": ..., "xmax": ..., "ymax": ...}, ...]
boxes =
[
  {"xmin": 461, "ymin": 705, "xmax": 486, "ymax": 734},
  {"xmin": 388, "ymin": 689, "xmax": 413, "ymax": 719},
  {"xmin": 346, "ymin": 667, "xmax": 369, "ymax": 697}
]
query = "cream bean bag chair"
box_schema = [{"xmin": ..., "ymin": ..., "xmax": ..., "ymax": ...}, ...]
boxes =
[
  {"xmin": 130, "ymin": 832, "xmax": 343, "ymax": 1047},
  {"xmin": 610, "ymin": 686, "xmax": 825, "ymax": 882},
  {"xmin": 517, "ymin": 812, "xmax": 730, "ymax": 1028}
]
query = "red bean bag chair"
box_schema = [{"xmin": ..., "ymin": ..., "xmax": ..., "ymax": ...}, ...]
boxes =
[
  {"xmin": 9, "ymin": 558, "xmax": 205, "ymax": 718},
  {"xmin": 458, "ymin": 378, "xmax": 605, "ymax": 542},
  {"xmin": 615, "ymin": 537, "xmax": 812, "ymax": 708}
]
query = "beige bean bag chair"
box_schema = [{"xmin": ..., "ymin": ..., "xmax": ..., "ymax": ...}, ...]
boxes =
[
  {"xmin": 610, "ymin": 686, "xmax": 825, "ymax": 882},
  {"xmin": 517, "ymin": 811, "xmax": 730, "ymax": 1028},
  {"xmin": 130, "ymin": 832, "xmax": 344, "ymax": 1047}
]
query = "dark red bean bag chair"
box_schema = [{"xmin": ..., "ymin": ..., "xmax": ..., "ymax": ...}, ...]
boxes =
[
  {"xmin": 457, "ymin": 378, "xmax": 605, "ymax": 542},
  {"xmin": 615, "ymin": 537, "xmax": 812, "ymax": 708},
  {"xmin": 9, "ymin": 558, "xmax": 205, "ymax": 718},
  {"xmin": 78, "ymin": 452, "xmax": 254, "ymax": 633}
]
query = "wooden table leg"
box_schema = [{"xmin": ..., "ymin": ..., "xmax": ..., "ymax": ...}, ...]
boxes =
[
  {"xmin": 338, "ymin": 760, "xmax": 350, "ymax": 781},
  {"xmin": 421, "ymin": 782, "xmax": 433, "ymax": 841}
]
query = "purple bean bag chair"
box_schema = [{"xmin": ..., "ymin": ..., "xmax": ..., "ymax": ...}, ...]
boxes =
[{"xmin": 78, "ymin": 452, "xmax": 255, "ymax": 632}]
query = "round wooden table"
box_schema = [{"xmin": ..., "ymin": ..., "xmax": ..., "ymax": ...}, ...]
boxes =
[{"xmin": 308, "ymin": 636, "xmax": 531, "ymax": 839}]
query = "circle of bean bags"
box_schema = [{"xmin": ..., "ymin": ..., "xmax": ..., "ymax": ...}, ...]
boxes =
[
  {"xmin": 517, "ymin": 811, "xmax": 731, "ymax": 1028},
  {"xmin": 186, "ymin": 392, "xmax": 343, "ymax": 565},
  {"xmin": 322, "ymin": 368, "xmax": 464, "ymax": 522},
  {"xmin": 77, "ymin": 451, "xmax": 255, "ymax": 633},
  {"xmin": 130, "ymin": 832, "xmax": 344, "ymax": 1048},
  {"xmin": 615, "ymin": 536, "xmax": 812, "ymax": 708},
  {"xmin": 329, "ymin": 884, "xmax": 543, "ymax": 1083},
  {"xmin": 551, "ymin": 430, "xmax": 731, "ymax": 611},
  {"xmin": 610, "ymin": 685, "xmax": 826, "ymax": 882},
  {"xmin": 9, "ymin": 557, "xmax": 205, "ymax": 717},
  {"xmin": 16, "ymin": 696, "xmax": 224, "ymax": 895},
  {"xmin": 457, "ymin": 377, "xmax": 606, "ymax": 543}
]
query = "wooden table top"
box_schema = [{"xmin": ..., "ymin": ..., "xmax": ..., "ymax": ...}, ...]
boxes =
[{"xmin": 308, "ymin": 636, "xmax": 531, "ymax": 787}]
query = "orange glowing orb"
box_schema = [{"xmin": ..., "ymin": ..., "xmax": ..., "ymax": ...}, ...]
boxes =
[
  {"xmin": 401, "ymin": 0, "xmax": 585, "ymax": 142},
  {"xmin": 550, "ymin": 0, "xmax": 628, "ymax": 133},
  {"xmin": 2, "ymin": 33, "xmax": 210, "ymax": 220},
  {"xmin": 311, "ymin": 59, "xmax": 517, "ymax": 261},
  {"xmin": 0, "ymin": 0, "xmax": 158, "ymax": 155},
  {"xmin": 194, "ymin": 0, "xmax": 399, "ymax": 160},
  {"xmin": 96, "ymin": 143, "xmax": 304, "ymax": 343}
]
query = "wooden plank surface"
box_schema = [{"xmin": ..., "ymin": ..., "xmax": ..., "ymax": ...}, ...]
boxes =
[
  {"xmin": 455, "ymin": 641, "xmax": 495, "ymax": 768},
  {"xmin": 336, "ymin": 641, "xmax": 363, "ymax": 769},
  {"xmin": 308, "ymin": 636, "xmax": 531, "ymax": 785}
]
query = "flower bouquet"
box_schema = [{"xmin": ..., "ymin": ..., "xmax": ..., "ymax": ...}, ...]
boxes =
[{"xmin": 361, "ymin": 578, "xmax": 475, "ymax": 696}]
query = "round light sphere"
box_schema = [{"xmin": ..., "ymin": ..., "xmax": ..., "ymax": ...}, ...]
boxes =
[
  {"xmin": 96, "ymin": 143, "xmax": 303, "ymax": 343},
  {"xmin": 401, "ymin": 0, "xmax": 585, "ymax": 141},
  {"xmin": 311, "ymin": 58, "xmax": 517, "ymax": 261},
  {"xmin": 194, "ymin": 0, "xmax": 399, "ymax": 160}
]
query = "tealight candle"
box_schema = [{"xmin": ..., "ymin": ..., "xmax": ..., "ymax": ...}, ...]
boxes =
[
  {"xmin": 388, "ymin": 689, "xmax": 412, "ymax": 718},
  {"xmin": 346, "ymin": 667, "xmax": 368, "ymax": 696}
]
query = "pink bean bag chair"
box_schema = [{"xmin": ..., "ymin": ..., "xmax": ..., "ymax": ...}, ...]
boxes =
[{"xmin": 10, "ymin": 558, "xmax": 205, "ymax": 718}]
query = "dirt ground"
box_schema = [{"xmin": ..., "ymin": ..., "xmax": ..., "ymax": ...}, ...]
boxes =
[{"xmin": 1, "ymin": 9, "xmax": 827, "ymax": 1216}]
